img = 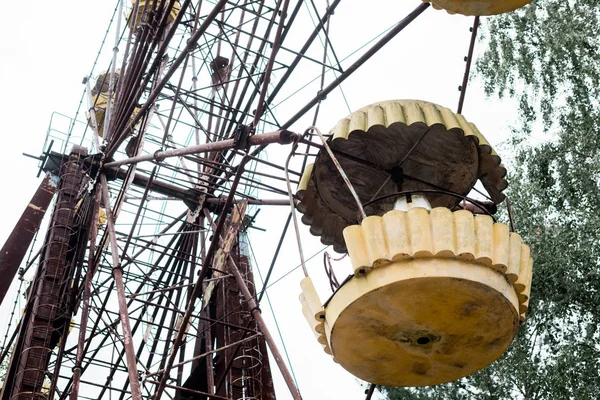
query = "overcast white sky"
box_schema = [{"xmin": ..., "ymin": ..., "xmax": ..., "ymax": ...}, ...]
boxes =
[{"xmin": 0, "ymin": 1, "xmax": 519, "ymax": 399}]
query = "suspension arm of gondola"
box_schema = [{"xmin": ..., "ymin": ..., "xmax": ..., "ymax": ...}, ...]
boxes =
[
  {"xmin": 103, "ymin": 129, "xmax": 299, "ymax": 168},
  {"xmin": 150, "ymin": 156, "xmax": 249, "ymax": 400},
  {"xmin": 100, "ymin": 174, "xmax": 143, "ymax": 400},
  {"xmin": 108, "ymin": 0, "xmax": 229, "ymax": 157},
  {"xmin": 457, "ymin": 16, "xmax": 480, "ymax": 114}
]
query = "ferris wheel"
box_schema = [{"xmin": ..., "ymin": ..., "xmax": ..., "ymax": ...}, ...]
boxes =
[{"xmin": 0, "ymin": 0, "xmax": 534, "ymax": 399}]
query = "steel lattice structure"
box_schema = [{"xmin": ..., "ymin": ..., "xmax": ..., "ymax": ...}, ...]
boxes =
[{"xmin": 0, "ymin": 1, "xmax": 489, "ymax": 399}]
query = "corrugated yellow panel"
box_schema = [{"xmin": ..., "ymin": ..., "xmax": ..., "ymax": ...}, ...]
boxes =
[
  {"xmin": 520, "ymin": 296, "xmax": 530, "ymax": 321},
  {"xmin": 367, "ymin": 105, "xmax": 385, "ymax": 127},
  {"xmin": 455, "ymin": 114, "xmax": 475, "ymax": 138},
  {"xmin": 382, "ymin": 211, "xmax": 411, "ymax": 261},
  {"xmin": 339, "ymin": 208, "xmax": 533, "ymax": 323},
  {"xmin": 331, "ymin": 118, "xmax": 350, "ymax": 140},
  {"xmin": 407, "ymin": 208, "xmax": 433, "ymax": 257},
  {"xmin": 454, "ymin": 210, "xmax": 475, "ymax": 259},
  {"xmin": 439, "ymin": 105, "xmax": 461, "ymax": 130},
  {"xmin": 348, "ymin": 111, "xmax": 367, "ymax": 134},
  {"xmin": 403, "ymin": 101, "xmax": 426, "ymax": 126},
  {"xmin": 421, "ymin": 101, "xmax": 444, "ymax": 127},
  {"xmin": 362, "ymin": 216, "xmax": 390, "ymax": 267},
  {"xmin": 300, "ymin": 276, "xmax": 324, "ymax": 321},
  {"xmin": 430, "ymin": 207, "xmax": 455, "ymax": 257},
  {"xmin": 298, "ymin": 164, "xmax": 313, "ymax": 192},
  {"xmin": 492, "ymin": 224, "xmax": 509, "ymax": 273},
  {"xmin": 300, "ymin": 293, "xmax": 331, "ymax": 355},
  {"xmin": 383, "ymin": 101, "xmax": 405, "ymax": 126},
  {"xmin": 474, "ymin": 215, "xmax": 493, "ymax": 265},
  {"xmin": 515, "ymin": 247, "xmax": 532, "ymax": 293},
  {"xmin": 506, "ymin": 233, "xmax": 522, "ymax": 283},
  {"xmin": 343, "ymin": 224, "xmax": 370, "ymax": 273}
]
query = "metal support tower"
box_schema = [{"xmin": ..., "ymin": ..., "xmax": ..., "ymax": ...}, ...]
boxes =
[{"xmin": 0, "ymin": 1, "xmax": 435, "ymax": 398}]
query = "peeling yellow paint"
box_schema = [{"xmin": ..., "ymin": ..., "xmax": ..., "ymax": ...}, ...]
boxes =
[
  {"xmin": 342, "ymin": 208, "xmax": 533, "ymax": 310},
  {"xmin": 296, "ymin": 100, "xmax": 507, "ymax": 253},
  {"xmin": 423, "ymin": 0, "xmax": 532, "ymax": 16},
  {"xmin": 324, "ymin": 258, "xmax": 520, "ymax": 386},
  {"xmin": 299, "ymin": 208, "xmax": 533, "ymax": 385}
]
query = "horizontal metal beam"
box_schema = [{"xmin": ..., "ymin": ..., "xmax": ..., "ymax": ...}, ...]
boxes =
[{"xmin": 104, "ymin": 129, "xmax": 299, "ymax": 169}]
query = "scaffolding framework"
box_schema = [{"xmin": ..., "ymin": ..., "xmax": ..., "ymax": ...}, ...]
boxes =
[{"xmin": 0, "ymin": 1, "xmax": 487, "ymax": 399}]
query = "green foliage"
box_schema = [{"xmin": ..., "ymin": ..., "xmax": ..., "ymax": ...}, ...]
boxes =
[
  {"xmin": 0, "ymin": 349, "xmax": 9, "ymax": 386},
  {"xmin": 383, "ymin": 1, "xmax": 600, "ymax": 399}
]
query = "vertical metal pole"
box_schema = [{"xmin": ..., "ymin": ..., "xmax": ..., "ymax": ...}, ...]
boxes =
[
  {"xmin": 100, "ymin": 174, "xmax": 143, "ymax": 400},
  {"xmin": 252, "ymin": 0, "xmax": 291, "ymax": 127},
  {"xmin": 365, "ymin": 384, "xmax": 376, "ymax": 399},
  {"xmin": 85, "ymin": 78, "xmax": 102, "ymax": 150},
  {"xmin": 457, "ymin": 16, "xmax": 480, "ymax": 114},
  {"xmin": 103, "ymin": 0, "xmax": 125, "ymax": 142},
  {"xmin": 70, "ymin": 188, "xmax": 101, "ymax": 400},
  {"xmin": 227, "ymin": 254, "xmax": 303, "ymax": 400}
]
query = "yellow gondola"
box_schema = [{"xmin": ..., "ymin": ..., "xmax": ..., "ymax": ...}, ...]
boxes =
[
  {"xmin": 297, "ymin": 99, "xmax": 533, "ymax": 387},
  {"xmin": 423, "ymin": 0, "xmax": 532, "ymax": 16}
]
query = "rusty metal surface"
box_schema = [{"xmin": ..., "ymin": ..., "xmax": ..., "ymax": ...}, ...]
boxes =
[
  {"xmin": 5, "ymin": 149, "xmax": 86, "ymax": 400},
  {"xmin": 0, "ymin": 173, "xmax": 57, "ymax": 305}
]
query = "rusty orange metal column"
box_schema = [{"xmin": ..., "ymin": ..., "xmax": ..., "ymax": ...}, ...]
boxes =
[{"xmin": 0, "ymin": 173, "xmax": 57, "ymax": 305}]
